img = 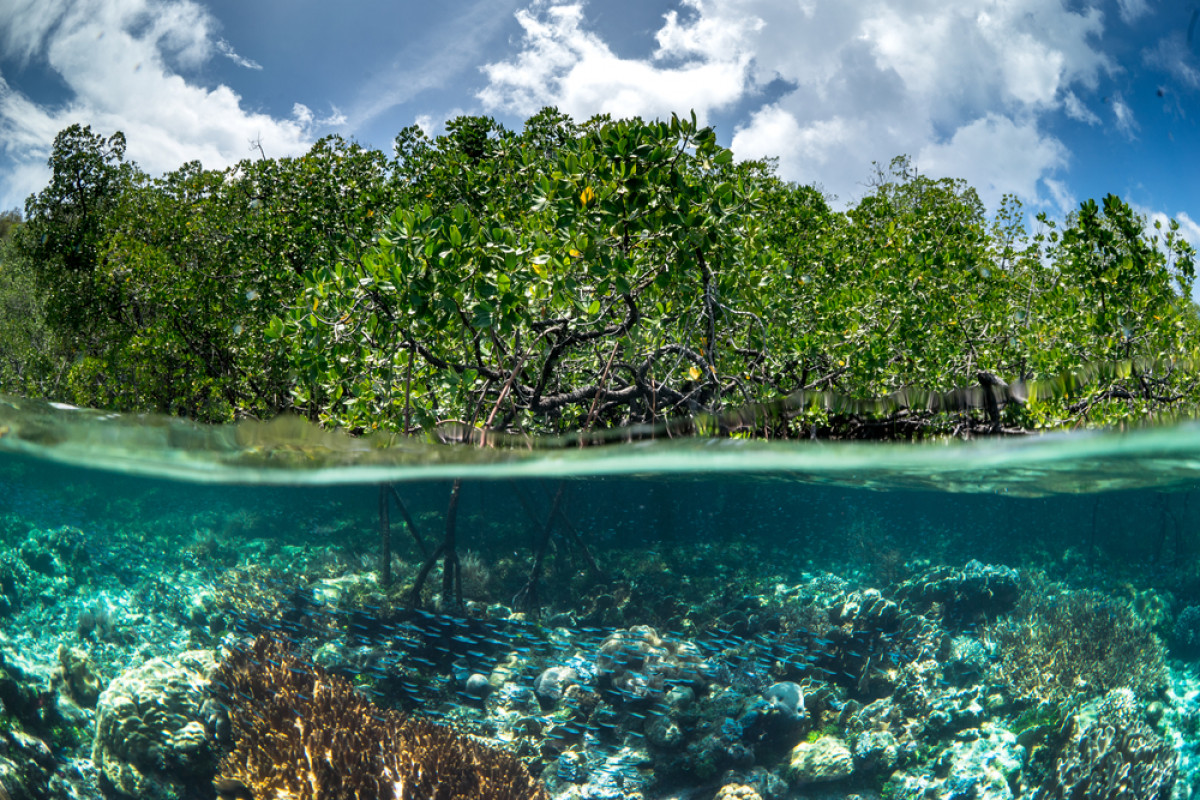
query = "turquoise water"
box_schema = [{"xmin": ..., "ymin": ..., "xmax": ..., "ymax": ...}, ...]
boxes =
[{"xmin": 2, "ymin": 395, "xmax": 1199, "ymax": 800}]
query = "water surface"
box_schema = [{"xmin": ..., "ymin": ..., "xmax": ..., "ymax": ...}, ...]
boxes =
[{"xmin": 2, "ymin": 396, "xmax": 1198, "ymax": 800}]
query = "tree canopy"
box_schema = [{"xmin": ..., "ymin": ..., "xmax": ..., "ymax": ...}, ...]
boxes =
[{"xmin": 1, "ymin": 114, "xmax": 1196, "ymax": 439}]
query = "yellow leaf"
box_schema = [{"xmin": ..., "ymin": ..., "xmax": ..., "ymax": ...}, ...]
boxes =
[
  {"xmin": 312, "ymin": 297, "xmax": 319, "ymax": 312},
  {"xmin": 569, "ymin": 248, "xmax": 582, "ymax": 258},
  {"xmin": 580, "ymin": 186, "xmax": 596, "ymax": 206},
  {"xmin": 687, "ymin": 366, "xmax": 701, "ymax": 381}
]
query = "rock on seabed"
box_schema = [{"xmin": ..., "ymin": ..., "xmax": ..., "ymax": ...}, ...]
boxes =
[{"xmin": 786, "ymin": 735, "xmax": 854, "ymax": 785}]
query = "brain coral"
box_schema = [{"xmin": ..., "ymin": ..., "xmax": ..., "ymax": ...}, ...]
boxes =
[{"xmin": 91, "ymin": 650, "xmax": 222, "ymax": 800}]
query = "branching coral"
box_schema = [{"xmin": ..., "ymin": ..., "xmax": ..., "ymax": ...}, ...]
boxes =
[
  {"xmin": 1042, "ymin": 689, "xmax": 1176, "ymax": 800},
  {"xmin": 214, "ymin": 636, "xmax": 546, "ymax": 800},
  {"xmin": 986, "ymin": 589, "xmax": 1166, "ymax": 705}
]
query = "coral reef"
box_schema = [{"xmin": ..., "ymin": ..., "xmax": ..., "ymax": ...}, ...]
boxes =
[
  {"xmin": 1042, "ymin": 689, "xmax": 1177, "ymax": 800},
  {"xmin": 0, "ymin": 649, "xmax": 59, "ymax": 800},
  {"xmin": 896, "ymin": 560, "xmax": 1020, "ymax": 630},
  {"xmin": 91, "ymin": 650, "xmax": 222, "ymax": 800},
  {"xmin": 50, "ymin": 645, "xmax": 102, "ymax": 708},
  {"xmin": 986, "ymin": 589, "xmax": 1167, "ymax": 704},
  {"xmin": 17, "ymin": 527, "xmax": 91, "ymax": 584},
  {"xmin": 215, "ymin": 635, "xmax": 547, "ymax": 800},
  {"xmin": 595, "ymin": 625, "xmax": 706, "ymax": 702},
  {"xmin": 3, "ymin": 474, "xmax": 1200, "ymax": 800},
  {"xmin": 1172, "ymin": 604, "xmax": 1200, "ymax": 659}
]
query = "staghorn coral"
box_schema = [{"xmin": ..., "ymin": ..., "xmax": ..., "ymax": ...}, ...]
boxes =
[
  {"xmin": 986, "ymin": 589, "xmax": 1166, "ymax": 705},
  {"xmin": 215, "ymin": 636, "xmax": 547, "ymax": 800}
]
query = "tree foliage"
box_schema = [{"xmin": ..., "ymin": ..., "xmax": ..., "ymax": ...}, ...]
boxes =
[
  {"xmin": 12, "ymin": 125, "xmax": 400, "ymax": 421},
  {"xmin": 5, "ymin": 115, "xmax": 1198, "ymax": 438}
]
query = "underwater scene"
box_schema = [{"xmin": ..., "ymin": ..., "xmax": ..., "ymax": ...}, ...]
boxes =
[{"xmin": 5, "ymin": 401, "xmax": 1200, "ymax": 800}]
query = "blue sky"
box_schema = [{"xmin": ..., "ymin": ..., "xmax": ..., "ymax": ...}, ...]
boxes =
[{"xmin": 0, "ymin": 0, "xmax": 1197, "ymax": 249}]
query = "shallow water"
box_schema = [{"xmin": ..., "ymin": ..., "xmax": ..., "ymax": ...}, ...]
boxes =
[{"xmin": 2, "ymin": 396, "xmax": 1200, "ymax": 800}]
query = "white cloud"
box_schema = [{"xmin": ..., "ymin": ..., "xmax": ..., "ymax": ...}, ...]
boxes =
[
  {"xmin": 730, "ymin": 106, "xmax": 857, "ymax": 194},
  {"xmin": 478, "ymin": 1, "xmax": 748, "ymax": 125},
  {"xmin": 0, "ymin": 0, "xmax": 316, "ymax": 210},
  {"xmin": 1063, "ymin": 90, "xmax": 1101, "ymax": 125},
  {"xmin": 1180, "ymin": 212, "xmax": 1200, "ymax": 247},
  {"xmin": 216, "ymin": 38, "xmax": 261, "ymax": 70},
  {"xmin": 1117, "ymin": 0, "xmax": 1150, "ymax": 24},
  {"xmin": 1144, "ymin": 33, "xmax": 1200, "ymax": 89},
  {"xmin": 916, "ymin": 114, "xmax": 1068, "ymax": 212},
  {"xmin": 1111, "ymin": 92, "xmax": 1138, "ymax": 138},
  {"xmin": 0, "ymin": 0, "xmax": 69, "ymax": 64},
  {"xmin": 482, "ymin": 0, "xmax": 1116, "ymax": 211},
  {"xmin": 1042, "ymin": 177, "xmax": 1076, "ymax": 219},
  {"xmin": 414, "ymin": 114, "xmax": 436, "ymax": 136}
]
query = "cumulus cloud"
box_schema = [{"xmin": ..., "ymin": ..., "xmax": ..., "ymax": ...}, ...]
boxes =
[
  {"xmin": 482, "ymin": 0, "xmax": 1117, "ymax": 210},
  {"xmin": 916, "ymin": 114, "xmax": 1068, "ymax": 210},
  {"xmin": 0, "ymin": 0, "xmax": 316, "ymax": 210},
  {"xmin": 478, "ymin": 1, "xmax": 748, "ymax": 125}
]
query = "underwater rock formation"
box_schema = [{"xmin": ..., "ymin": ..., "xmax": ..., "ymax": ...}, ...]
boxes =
[
  {"xmin": 896, "ymin": 560, "xmax": 1020, "ymax": 629},
  {"xmin": 785, "ymin": 734, "xmax": 854, "ymax": 785},
  {"xmin": 91, "ymin": 650, "xmax": 222, "ymax": 800},
  {"xmin": 215, "ymin": 635, "xmax": 547, "ymax": 800},
  {"xmin": 50, "ymin": 644, "xmax": 102, "ymax": 708}
]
